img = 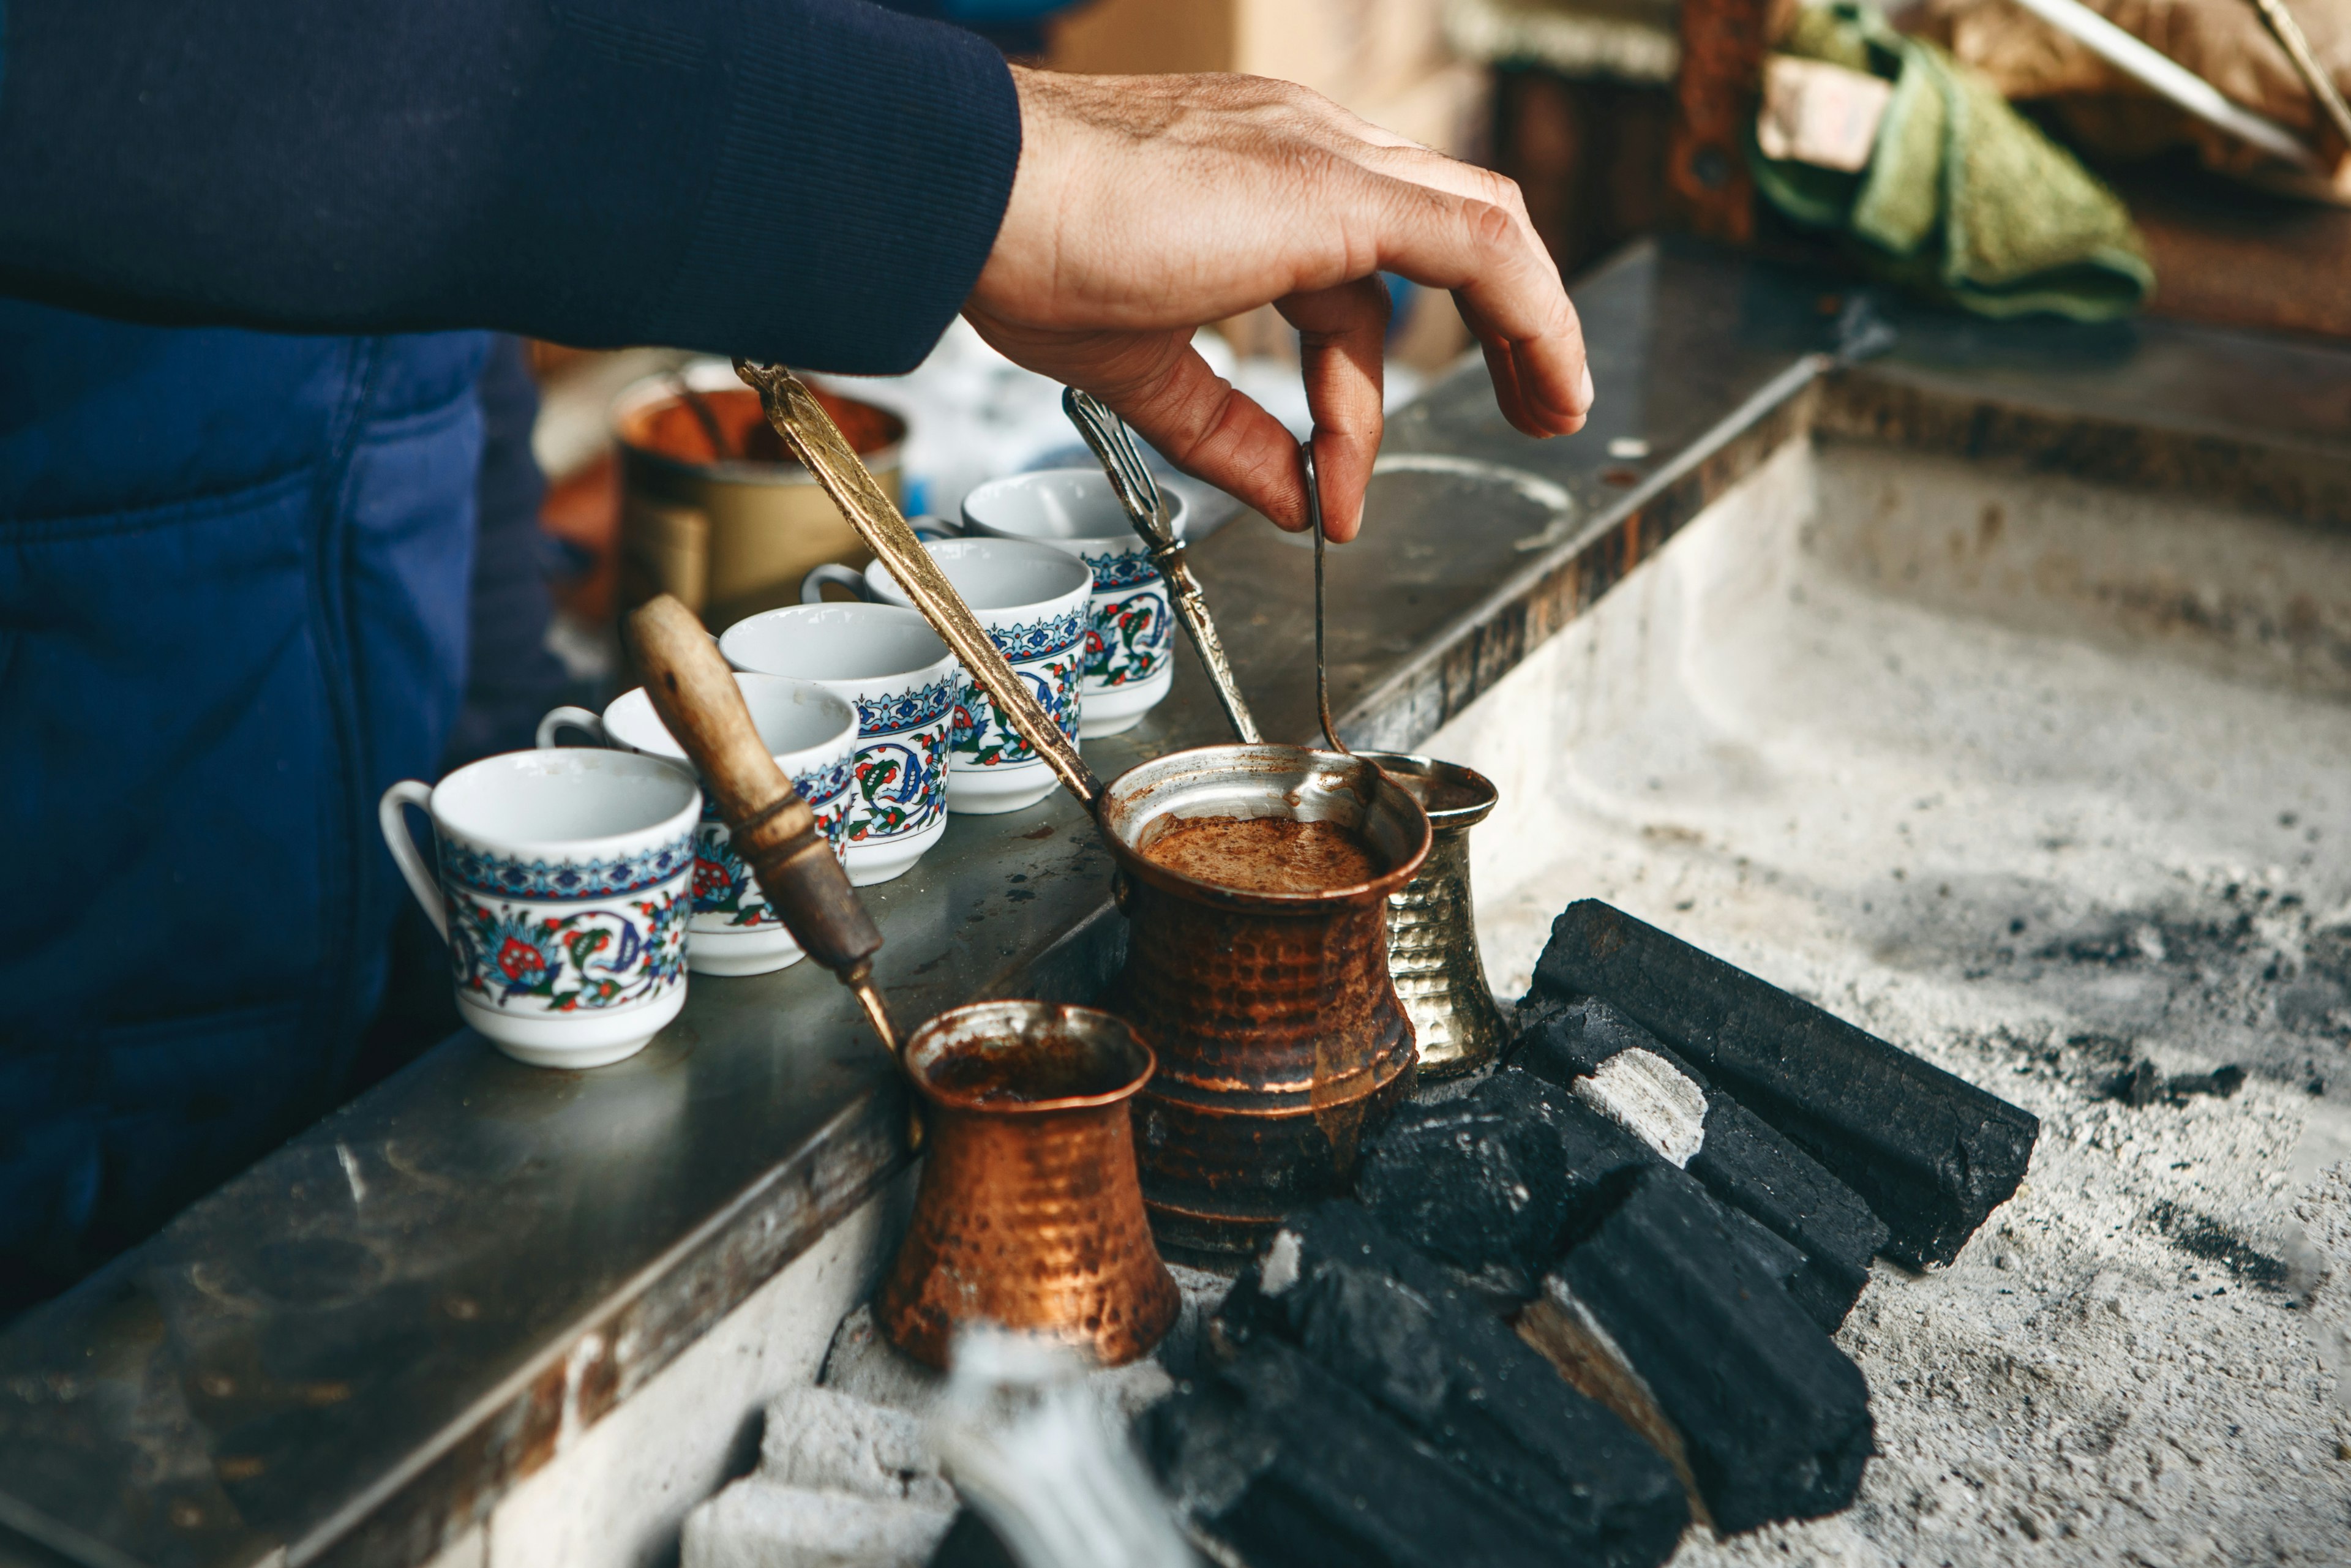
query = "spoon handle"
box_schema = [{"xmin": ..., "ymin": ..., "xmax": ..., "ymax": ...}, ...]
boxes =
[
  {"xmin": 739, "ymin": 362, "xmax": 1103, "ymax": 810},
  {"xmin": 1304, "ymin": 442, "xmax": 1350, "ymax": 757},
  {"xmin": 1062, "ymin": 388, "xmax": 1263, "ymax": 745}
]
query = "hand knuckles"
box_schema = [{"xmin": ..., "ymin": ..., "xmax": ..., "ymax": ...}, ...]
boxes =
[{"xmin": 1464, "ymin": 199, "xmax": 1515, "ymax": 252}]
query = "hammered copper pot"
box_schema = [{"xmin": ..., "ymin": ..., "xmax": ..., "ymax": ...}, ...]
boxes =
[
  {"xmin": 1099, "ymin": 745, "xmax": 1433, "ymax": 1258},
  {"xmin": 1355, "ymin": 751, "xmax": 1509, "ymax": 1081},
  {"xmin": 878, "ymin": 1000, "xmax": 1180, "ymax": 1369}
]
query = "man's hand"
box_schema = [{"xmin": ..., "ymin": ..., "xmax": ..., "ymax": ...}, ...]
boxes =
[{"xmin": 964, "ymin": 67, "xmax": 1591, "ymax": 543}]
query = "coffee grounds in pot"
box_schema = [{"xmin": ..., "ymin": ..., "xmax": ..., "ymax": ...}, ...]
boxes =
[{"xmin": 1140, "ymin": 814, "xmax": 1385, "ymax": 895}]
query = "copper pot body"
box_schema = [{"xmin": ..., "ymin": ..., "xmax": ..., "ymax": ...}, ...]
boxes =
[
  {"xmin": 1356, "ymin": 752, "xmax": 1508, "ymax": 1081},
  {"xmin": 1100, "ymin": 745, "xmax": 1433, "ymax": 1257},
  {"xmin": 879, "ymin": 1001, "xmax": 1180, "ymax": 1369}
]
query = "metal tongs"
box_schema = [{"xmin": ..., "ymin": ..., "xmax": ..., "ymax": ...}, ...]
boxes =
[{"xmin": 1061, "ymin": 389, "xmax": 1263, "ymax": 745}]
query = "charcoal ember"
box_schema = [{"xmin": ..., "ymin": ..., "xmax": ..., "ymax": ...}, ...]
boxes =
[
  {"xmin": 1354, "ymin": 1069, "xmax": 1648, "ymax": 1294},
  {"xmin": 1142, "ymin": 1337, "xmax": 1567, "ymax": 1568},
  {"xmin": 1520, "ymin": 1165, "xmax": 1873, "ymax": 1535},
  {"xmin": 1220, "ymin": 1201, "xmax": 1689, "ymax": 1568},
  {"xmin": 1531, "ymin": 901, "xmax": 2038, "ymax": 1267},
  {"xmin": 1692, "ymin": 1097, "xmax": 1889, "ymax": 1329}
]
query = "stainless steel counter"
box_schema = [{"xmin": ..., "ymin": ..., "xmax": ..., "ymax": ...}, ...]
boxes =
[{"xmin": 5, "ymin": 238, "xmax": 2347, "ymax": 1568}]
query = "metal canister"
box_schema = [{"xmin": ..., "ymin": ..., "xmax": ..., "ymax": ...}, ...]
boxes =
[
  {"xmin": 879, "ymin": 1001, "xmax": 1180, "ymax": 1369},
  {"xmin": 613, "ymin": 364, "xmax": 905, "ymax": 632},
  {"xmin": 1098, "ymin": 746, "xmax": 1432, "ymax": 1258},
  {"xmin": 1356, "ymin": 752, "xmax": 1508, "ymax": 1081}
]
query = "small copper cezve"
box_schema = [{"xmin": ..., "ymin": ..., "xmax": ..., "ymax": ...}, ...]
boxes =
[{"xmin": 878, "ymin": 1001, "xmax": 1180, "ymax": 1369}]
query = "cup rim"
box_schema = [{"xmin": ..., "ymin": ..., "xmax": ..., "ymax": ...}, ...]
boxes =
[
  {"xmin": 719, "ymin": 603, "xmax": 959, "ymax": 688},
  {"xmin": 602, "ymin": 674, "xmax": 858, "ymax": 774},
  {"xmin": 867, "ymin": 536, "xmax": 1092, "ymax": 618},
  {"xmin": 901, "ymin": 1000, "xmax": 1157, "ymax": 1114},
  {"xmin": 432, "ymin": 749, "xmax": 702, "ymax": 860},
  {"xmin": 960, "ymin": 468, "xmax": 1191, "ymax": 553}
]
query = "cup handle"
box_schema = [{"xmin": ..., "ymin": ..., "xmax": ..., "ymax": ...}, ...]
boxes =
[
  {"xmin": 801, "ymin": 563, "xmax": 874, "ymax": 604},
  {"xmin": 378, "ymin": 781, "xmax": 449, "ymax": 943},
  {"xmin": 909, "ymin": 514, "xmax": 964, "ymax": 542},
  {"xmin": 535, "ymin": 706, "xmax": 607, "ymax": 749}
]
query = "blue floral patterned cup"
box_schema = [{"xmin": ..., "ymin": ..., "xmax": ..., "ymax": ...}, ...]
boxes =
[
  {"xmin": 535, "ymin": 675, "xmax": 858, "ymax": 977},
  {"xmin": 716, "ymin": 604, "xmax": 957, "ymax": 886},
  {"xmin": 802, "ymin": 538, "xmax": 1090, "ymax": 817},
  {"xmin": 380, "ymin": 751, "xmax": 700, "ymax": 1069},
  {"xmin": 952, "ymin": 470, "xmax": 1190, "ymax": 738}
]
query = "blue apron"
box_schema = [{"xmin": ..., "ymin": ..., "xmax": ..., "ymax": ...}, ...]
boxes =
[{"xmin": 0, "ymin": 304, "xmax": 487, "ymax": 1295}]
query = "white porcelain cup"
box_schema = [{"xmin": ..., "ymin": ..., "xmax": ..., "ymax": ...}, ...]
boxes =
[
  {"xmin": 380, "ymin": 751, "xmax": 700, "ymax": 1070},
  {"xmin": 535, "ymin": 675, "xmax": 858, "ymax": 977},
  {"xmin": 801, "ymin": 538, "xmax": 1089, "ymax": 816},
  {"xmin": 946, "ymin": 470, "xmax": 1189, "ymax": 738},
  {"xmin": 715, "ymin": 604, "xmax": 957, "ymax": 885}
]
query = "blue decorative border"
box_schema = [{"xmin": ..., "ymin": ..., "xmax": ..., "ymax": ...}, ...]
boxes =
[
  {"xmin": 1082, "ymin": 550, "xmax": 1163, "ymax": 591},
  {"xmin": 858, "ymin": 675, "xmax": 957, "ymax": 737},
  {"xmin": 440, "ymin": 835, "xmax": 695, "ymax": 899},
  {"xmin": 990, "ymin": 608, "xmax": 1086, "ymax": 662},
  {"xmin": 793, "ymin": 754, "xmax": 856, "ymax": 807}
]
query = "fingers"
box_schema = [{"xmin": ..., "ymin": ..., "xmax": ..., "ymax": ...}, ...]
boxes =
[
  {"xmin": 1278, "ymin": 275, "xmax": 1389, "ymax": 542},
  {"xmin": 1355, "ymin": 179, "xmax": 1591, "ymax": 437},
  {"xmin": 1054, "ymin": 332, "xmax": 1323, "ymax": 533},
  {"xmin": 1264, "ymin": 108, "xmax": 1592, "ymax": 443}
]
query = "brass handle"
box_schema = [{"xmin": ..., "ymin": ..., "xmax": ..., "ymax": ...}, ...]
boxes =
[
  {"xmin": 624, "ymin": 595, "xmax": 898, "ymax": 1054},
  {"xmin": 734, "ymin": 362, "xmax": 1104, "ymax": 812}
]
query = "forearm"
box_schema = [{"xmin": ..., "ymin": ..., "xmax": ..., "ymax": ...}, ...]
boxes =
[{"xmin": 0, "ymin": 0, "xmax": 1019, "ymax": 371}]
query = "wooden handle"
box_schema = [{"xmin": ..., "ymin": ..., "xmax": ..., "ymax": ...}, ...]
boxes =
[{"xmin": 625, "ymin": 595, "xmax": 885, "ymax": 979}]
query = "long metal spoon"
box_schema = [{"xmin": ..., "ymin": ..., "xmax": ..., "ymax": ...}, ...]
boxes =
[
  {"xmin": 735, "ymin": 361, "xmax": 1103, "ymax": 810},
  {"xmin": 1303, "ymin": 441, "xmax": 1351, "ymax": 757},
  {"xmin": 1060, "ymin": 389, "xmax": 1262, "ymax": 745}
]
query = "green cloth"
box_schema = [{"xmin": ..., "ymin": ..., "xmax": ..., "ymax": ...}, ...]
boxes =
[{"xmin": 1751, "ymin": 4, "xmax": 2153, "ymax": 321}]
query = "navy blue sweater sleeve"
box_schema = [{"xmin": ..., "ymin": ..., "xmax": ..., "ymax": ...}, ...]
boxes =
[{"xmin": 0, "ymin": 1, "xmax": 1020, "ymax": 372}]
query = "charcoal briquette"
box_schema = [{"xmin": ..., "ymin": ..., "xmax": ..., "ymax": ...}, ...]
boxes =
[
  {"xmin": 1690, "ymin": 1097, "xmax": 1889, "ymax": 1329},
  {"xmin": 1220, "ymin": 1201, "xmax": 1689, "ymax": 1568},
  {"xmin": 1516, "ymin": 994, "xmax": 1708, "ymax": 1086},
  {"xmin": 1354, "ymin": 1068, "xmax": 1648, "ymax": 1294},
  {"xmin": 1517, "ymin": 1003, "xmax": 1884, "ymax": 1329},
  {"xmin": 1520, "ymin": 1164, "xmax": 1873, "ymax": 1536},
  {"xmin": 1530, "ymin": 901, "xmax": 2038, "ymax": 1267},
  {"xmin": 1357, "ymin": 1068, "xmax": 1810, "ymax": 1311},
  {"xmin": 1142, "ymin": 1337, "xmax": 1568, "ymax": 1568}
]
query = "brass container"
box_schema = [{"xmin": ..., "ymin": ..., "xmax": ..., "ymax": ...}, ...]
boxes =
[
  {"xmin": 879, "ymin": 1001, "xmax": 1180, "ymax": 1369},
  {"xmin": 613, "ymin": 366, "xmax": 905, "ymax": 632},
  {"xmin": 1099, "ymin": 746, "xmax": 1433, "ymax": 1258},
  {"xmin": 1357, "ymin": 752, "xmax": 1508, "ymax": 1080}
]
